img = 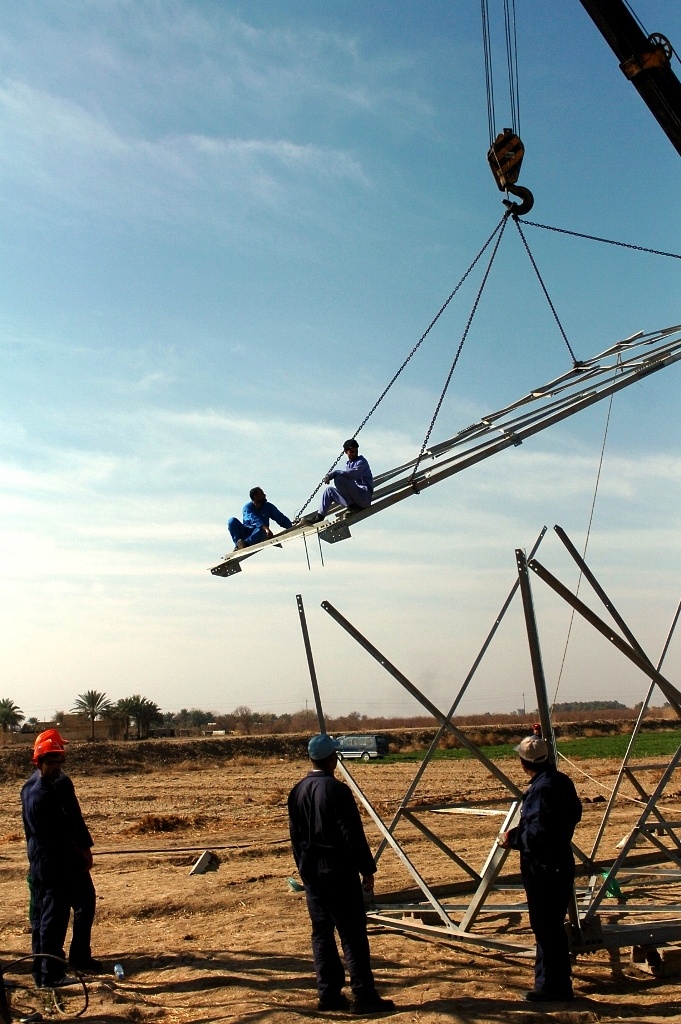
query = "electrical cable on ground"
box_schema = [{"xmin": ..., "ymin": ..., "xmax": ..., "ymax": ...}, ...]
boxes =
[
  {"xmin": 95, "ymin": 836, "xmax": 290, "ymax": 856},
  {"xmin": 3, "ymin": 954, "xmax": 89, "ymax": 1018}
]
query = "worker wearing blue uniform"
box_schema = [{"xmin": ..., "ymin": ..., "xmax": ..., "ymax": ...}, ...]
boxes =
[
  {"xmin": 303, "ymin": 440, "xmax": 373, "ymax": 523},
  {"xmin": 288, "ymin": 734, "xmax": 394, "ymax": 1015},
  {"xmin": 501, "ymin": 735, "xmax": 582, "ymax": 1003},
  {"xmin": 228, "ymin": 486, "xmax": 292, "ymax": 549},
  {"xmin": 21, "ymin": 730, "xmax": 99, "ymax": 988}
]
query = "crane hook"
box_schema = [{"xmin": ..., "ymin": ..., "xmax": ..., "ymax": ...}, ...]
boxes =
[
  {"xmin": 487, "ymin": 128, "xmax": 535, "ymax": 218},
  {"xmin": 502, "ymin": 183, "xmax": 534, "ymax": 218}
]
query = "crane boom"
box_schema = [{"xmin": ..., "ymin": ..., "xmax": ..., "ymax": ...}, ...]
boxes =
[{"xmin": 578, "ymin": 0, "xmax": 681, "ymax": 157}]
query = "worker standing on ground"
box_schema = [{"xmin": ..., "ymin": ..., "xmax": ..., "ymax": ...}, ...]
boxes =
[
  {"xmin": 21, "ymin": 729, "xmax": 102, "ymax": 988},
  {"xmin": 228, "ymin": 486, "xmax": 292, "ymax": 550},
  {"xmin": 303, "ymin": 440, "xmax": 373, "ymax": 523},
  {"xmin": 287, "ymin": 734, "xmax": 394, "ymax": 1015},
  {"xmin": 500, "ymin": 735, "xmax": 582, "ymax": 1003}
]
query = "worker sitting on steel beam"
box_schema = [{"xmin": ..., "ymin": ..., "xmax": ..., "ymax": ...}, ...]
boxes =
[
  {"xmin": 303, "ymin": 440, "xmax": 373, "ymax": 524},
  {"xmin": 228, "ymin": 487, "xmax": 292, "ymax": 550}
]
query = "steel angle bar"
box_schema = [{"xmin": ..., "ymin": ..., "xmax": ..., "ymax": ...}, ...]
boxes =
[
  {"xmin": 552, "ymin": 530, "xmax": 681, "ymax": 860},
  {"xmin": 337, "ymin": 760, "xmax": 454, "ymax": 928},
  {"xmin": 296, "ymin": 595, "xmax": 326, "ymax": 733},
  {"xmin": 292, "ymin": 596, "xmax": 453, "ymax": 928},
  {"xmin": 599, "ymin": 905, "xmax": 681, "ymax": 915},
  {"xmin": 458, "ymin": 802, "xmax": 521, "ymax": 932},
  {"xmin": 321, "ymin": 601, "xmax": 523, "ymax": 797},
  {"xmin": 527, "ymin": 559, "xmax": 681, "ymax": 716},
  {"xmin": 380, "ymin": 900, "xmax": 529, "ymax": 913},
  {"xmin": 423, "ymin": 332, "xmax": 676, "ymax": 495},
  {"xmin": 516, "ymin": 548, "xmax": 587, "ymax": 935},
  {"xmin": 584, "ymin": 745, "xmax": 681, "ymax": 921},
  {"xmin": 414, "ymin": 804, "xmax": 508, "ymax": 815},
  {"xmin": 637, "ymin": 830, "xmax": 681, "ymax": 864},
  {"xmin": 591, "ymin": 599, "xmax": 681, "ymax": 860},
  {"xmin": 369, "ymin": 367, "xmax": 645, "ymax": 505},
  {"xmin": 553, "ymin": 526, "xmax": 649, "ymax": 655},
  {"xmin": 366, "ymin": 912, "xmax": 534, "ymax": 955},
  {"xmin": 623, "ymin": 768, "xmax": 681, "ymax": 853},
  {"xmin": 400, "ymin": 809, "xmax": 480, "ymax": 881},
  {"xmin": 516, "ymin": 550, "xmax": 556, "ymax": 766},
  {"xmin": 368, "ymin": 377, "xmax": 651, "ymax": 513},
  {"xmin": 374, "ymin": 526, "xmax": 546, "ymax": 863}
]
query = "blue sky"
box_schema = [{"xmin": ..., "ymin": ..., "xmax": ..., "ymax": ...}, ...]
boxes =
[{"xmin": 2, "ymin": 1, "xmax": 680, "ymax": 724}]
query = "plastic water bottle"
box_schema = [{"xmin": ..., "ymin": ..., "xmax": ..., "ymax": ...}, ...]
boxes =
[{"xmin": 114, "ymin": 964, "xmax": 124, "ymax": 981}]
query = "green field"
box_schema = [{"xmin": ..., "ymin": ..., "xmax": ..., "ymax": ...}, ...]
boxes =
[{"xmin": 382, "ymin": 730, "xmax": 681, "ymax": 764}]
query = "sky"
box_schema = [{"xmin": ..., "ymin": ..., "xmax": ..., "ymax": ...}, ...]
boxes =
[{"xmin": 1, "ymin": 0, "xmax": 680, "ymax": 725}]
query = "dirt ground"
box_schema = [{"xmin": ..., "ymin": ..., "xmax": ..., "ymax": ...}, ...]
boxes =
[{"xmin": 2, "ymin": 753, "xmax": 681, "ymax": 1024}]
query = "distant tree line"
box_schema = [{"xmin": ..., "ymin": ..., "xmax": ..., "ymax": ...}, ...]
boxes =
[
  {"xmin": 0, "ymin": 694, "xmax": 667, "ymax": 741},
  {"xmin": 544, "ymin": 701, "xmax": 628, "ymax": 713}
]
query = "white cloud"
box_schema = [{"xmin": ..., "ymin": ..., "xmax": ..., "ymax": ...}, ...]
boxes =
[{"xmin": 0, "ymin": 79, "xmax": 369, "ymax": 231}]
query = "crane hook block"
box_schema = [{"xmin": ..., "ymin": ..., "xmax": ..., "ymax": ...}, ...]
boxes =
[{"xmin": 487, "ymin": 128, "xmax": 534, "ymax": 217}]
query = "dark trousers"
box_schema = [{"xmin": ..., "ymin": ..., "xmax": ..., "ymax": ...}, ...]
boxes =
[
  {"xmin": 304, "ymin": 874, "xmax": 375, "ymax": 1002},
  {"xmin": 227, "ymin": 518, "xmax": 266, "ymax": 547},
  {"xmin": 30, "ymin": 871, "xmax": 96, "ymax": 985},
  {"xmin": 523, "ymin": 859, "xmax": 574, "ymax": 995}
]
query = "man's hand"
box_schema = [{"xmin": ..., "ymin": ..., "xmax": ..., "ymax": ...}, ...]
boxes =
[
  {"xmin": 81, "ymin": 848, "xmax": 94, "ymax": 870},
  {"xmin": 323, "ymin": 475, "xmax": 331, "ymax": 484},
  {"xmin": 263, "ymin": 527, "xmax": 274, "ymax": 538},
  {"xmin": 361, "ymin": 874, "xmax": 375, "ymax": 893},
  {"xmin": 498, "ymin": 831, "xmax": 510, "ymax": 849}
]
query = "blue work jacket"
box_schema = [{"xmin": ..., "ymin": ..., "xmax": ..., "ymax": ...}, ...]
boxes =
[
  {"xmin": 21, "ymin": 770, "xmax": 93, "ymax": 885},
  {"xmin": 507, "ymin": 765, "xmax": 581, "ymax": 870},
  {"xmin": 330, "ymin": 456, "xmax": 373, "ymax": 496},
  {"xmin": 288, "ymin": 770, "xmax": 376, "ymax": 885},
  {"xmin": 242, "ymin": 500, "xmax": 292, "ymax": 532}
]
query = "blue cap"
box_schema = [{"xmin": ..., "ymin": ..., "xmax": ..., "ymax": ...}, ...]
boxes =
[{"xmin": 308, "ymin": 734, "xmax": 340, "ymax": 760}]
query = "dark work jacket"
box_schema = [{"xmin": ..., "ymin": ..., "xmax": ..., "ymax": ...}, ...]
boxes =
[
  {"xmin": 507, "ymin": 765, "xmax": 581, "ymax": 874},
  {"xmin": 288, "ymin": 770, "xmax": 376, "ymax": 885},
  {"xmin": 21, "ymin": 769, "xmax": 93, "ymax": 887}
]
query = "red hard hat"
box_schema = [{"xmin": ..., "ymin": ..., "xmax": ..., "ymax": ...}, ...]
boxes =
[{"xmin": 32, "ymin": 728, "xmax": 68, "ymax": 764}]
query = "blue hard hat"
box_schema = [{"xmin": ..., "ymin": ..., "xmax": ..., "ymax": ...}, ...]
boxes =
[{"xmin": 308, "ymin": 734, "xmax": 340, "ymax": 760}]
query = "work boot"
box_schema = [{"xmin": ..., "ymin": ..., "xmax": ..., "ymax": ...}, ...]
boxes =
[
  {"xmin": 351, "ymin": 995, "xmax": 395, "ymax": 1015},
  {"xmin": 525, "ymin": 988, "xmax": 574, "ymax": 1002},
  {"xmin": 39, "ymin": 975, "xmax": 79, "ymax": 990},
  {"xmin": 69, "ymin": 957, "xmax": 106, "ymax": 974},
  {"xmin": 234, "ymin": 540, "xmax": 247, "ymax": 550},
  {"xmin": 318, "ymin": 993, "xmax": 350, "ymax": 1011}
]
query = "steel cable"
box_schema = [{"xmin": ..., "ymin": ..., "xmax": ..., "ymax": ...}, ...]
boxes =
[
  {"xmin": 512, "ymin": 217, "xmax": 579, "ymax": 364},
  {"xmin": 409, "ymin": 214, "xmax": 510, "ymax": 485},
  {"xmin": 294, "ymin": 214, "xmax": 509, "ymax": 519},
  {"xmin": 522, "ymin": 219, "xmax": 681, "ymax": 261}
]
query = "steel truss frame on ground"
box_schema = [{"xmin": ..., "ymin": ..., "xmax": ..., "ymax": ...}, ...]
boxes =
[
  {"xmin": 295, "ymin": 529, "xmax": 681, "ymax": 958},
  {"xmin": 212, "ymin": 324, "xmax": 681, "ymax": 577}
]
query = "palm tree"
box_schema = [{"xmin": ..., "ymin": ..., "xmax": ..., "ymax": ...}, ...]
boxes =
[
  {"xmin": 0, "ymin": 698, "xmax": 24, "ymax": 733},
  {"xmin": 71, "ymin": 690, "xmax": 113, "ymax": 742},
  {"xmin": 115, "ymin": 697, "xmax": 138, "ymax": 741},
  {"xmin": 134, "ymin": 696, "xmax": 163, "ymax": 740}
]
